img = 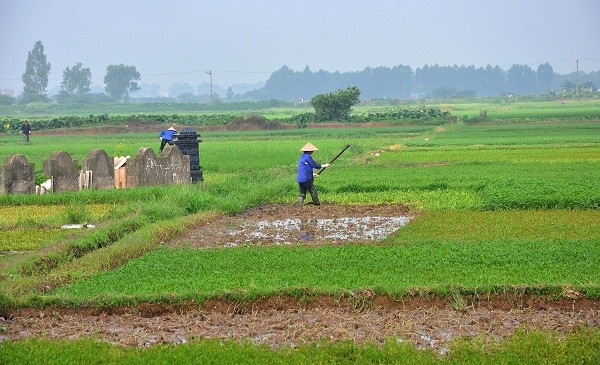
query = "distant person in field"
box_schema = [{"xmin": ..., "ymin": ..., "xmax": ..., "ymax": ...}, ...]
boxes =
[
  {"xmin": 159, "ymin": 126, "xmax": 177, "ymax": 152},
  {"xmin": 20, "ymin": 120, "xmax": 31, "ymax": 142},
  {"xmin": 297, "ymin": 142, "xmax": 330, "ymax": 206}
]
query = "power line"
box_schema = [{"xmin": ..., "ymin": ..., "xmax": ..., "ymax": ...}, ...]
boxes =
[
  {"xmin": 0, "ymin": 68, "xmax": 273, "ymax": 82},
  {"xmin": 141, "ymin": 69, "xmax": 272, "ymax": 77}
]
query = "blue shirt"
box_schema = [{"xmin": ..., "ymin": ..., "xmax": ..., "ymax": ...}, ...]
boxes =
[
  {"xmin": 297, "ymin": 152, "xmax": 321, "ymax": 183},
  {"xmin": 159, "ymin": 129, "xmax": 177, "ymax": 141}
]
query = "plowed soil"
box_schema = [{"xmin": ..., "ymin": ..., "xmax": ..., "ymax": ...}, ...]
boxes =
[
  {"xmin": 1, "ymin": 203, "xmax": 599, "ymax": 354},
  {"xmin": 2, "ymin": 295, "xmax": 599, "ymax": 353}
]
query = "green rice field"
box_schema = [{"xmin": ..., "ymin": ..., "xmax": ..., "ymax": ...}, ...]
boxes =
[{"xmin": 0, "ymin": 105, "xmax": 599, "ymax": 363}]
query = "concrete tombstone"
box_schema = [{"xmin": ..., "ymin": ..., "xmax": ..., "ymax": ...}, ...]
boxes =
[
  {"xmin": 0, "ymin": 154, "xmax": 35, "ymax": 194},
  {"xmin": 43, "ymin": 151, "xmax": 79, "ymax": 192},
  {"xmin": 126, "ymin": 147, "xmax": 160, "ymax": 187},
  {"xmin": 82, "ymin": 149, "xmax": 114, "ymax": 189},
  {"xmin": 161, "ymin": 145, "xmax": 191, "ymax": 185}
]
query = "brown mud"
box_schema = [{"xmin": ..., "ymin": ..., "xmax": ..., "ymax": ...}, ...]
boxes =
[
  {"xmin": 2, "ymin": 294, "xmax": 598, "ymax": 353},
  {"xmin": 1, "ymin": 203, "xmax": 598, "ymax": 353}
]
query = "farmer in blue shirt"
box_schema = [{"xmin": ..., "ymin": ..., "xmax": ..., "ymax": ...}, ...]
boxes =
[
  {"xmin": 159, "ymin": 126, "xmax": 177, "ymax": 152},
  {"xmin": 297, "ymin": 142, "xmax": 330, "ymax": 206}
]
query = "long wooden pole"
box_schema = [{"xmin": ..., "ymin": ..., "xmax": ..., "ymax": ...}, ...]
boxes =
[{"xmin": 316, "ymin": 144, "xmax": 350, "ymax": 175}]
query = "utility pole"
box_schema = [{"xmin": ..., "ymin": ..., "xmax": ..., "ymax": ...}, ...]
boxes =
[
  {"xmin": 576, "ymin": 59, "xmax": 579, "ymax": 94},
  {"xmin": 206, "ymin": 70, "xmax": 213, "ymax": 101}
]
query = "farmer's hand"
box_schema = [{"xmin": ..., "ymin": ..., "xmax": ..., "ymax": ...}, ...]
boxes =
[
  {"xmin": 322, "ymin": 163, "xmax": 331, "ymax": 168},
  {"xmin": 313, "ymin": 173, "xmax": 318, "ymax": 178}
]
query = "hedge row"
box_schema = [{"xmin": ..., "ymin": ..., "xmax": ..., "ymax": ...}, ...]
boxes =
[{"xmin": 0, "ymin": 107, "xmax": 456, "ymax": 133}]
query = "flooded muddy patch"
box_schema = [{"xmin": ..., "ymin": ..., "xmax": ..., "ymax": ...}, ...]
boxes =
[
  {"xmin": 3, "ymin": 296, "xmax": 598, "ymax": 352},
  {"xmin": 175, "ymin": 203, "xmax": 414, "ymax": 248}
]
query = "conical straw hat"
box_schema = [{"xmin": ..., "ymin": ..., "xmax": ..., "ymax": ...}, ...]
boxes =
[{"xmin": 300, "ymin": 142, "xmax": 319, "ymax": 151}]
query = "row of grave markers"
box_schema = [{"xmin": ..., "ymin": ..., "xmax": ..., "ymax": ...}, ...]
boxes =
[{"xmin": 0, "ymin": 145, "xmax": 194, "ymax": 195}]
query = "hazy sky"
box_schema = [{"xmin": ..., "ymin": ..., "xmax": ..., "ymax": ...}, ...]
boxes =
[{"xmin": 1, "ymin": 0, "xmax": 599, "ymax": 95}]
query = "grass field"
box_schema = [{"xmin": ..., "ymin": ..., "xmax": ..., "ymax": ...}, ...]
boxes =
[
  {"xmin": 1, "ymin": 103, "xmax": 599, "ymax": 363},
  {"xmin": 2, "ymin": 331, "xmax": 600, "ymax": 365}
]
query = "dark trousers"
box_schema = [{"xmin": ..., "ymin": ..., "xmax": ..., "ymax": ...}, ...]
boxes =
[
  {"xmin": 298, "ymin": 179, "xmax": 320, "ymax": 205},
  {"xmin": 159, "ymin": 139, "xmax": 173, "ymax": 152}
]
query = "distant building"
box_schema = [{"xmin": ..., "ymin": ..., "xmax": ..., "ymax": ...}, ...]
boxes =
[{"xmin": 0, "ymin": 89, "xmax": 14, "ymax": 97}]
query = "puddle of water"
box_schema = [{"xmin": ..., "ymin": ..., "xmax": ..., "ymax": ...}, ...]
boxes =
[
  {"xmin": 316, "ymin": 217, "xmax": 412, "ymax": 241},
  {"xmin": 0, "ymin": 251, "xmax": 25, "ymax": 256},
  {"xmin": 225, "ymin": 215, "xmax": 413, "ymax": 246}
]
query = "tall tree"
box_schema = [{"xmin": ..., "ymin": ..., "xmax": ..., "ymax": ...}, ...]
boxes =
[
  {"xmin": 482, "ymin": 65, "xmax": 507, "ymax": 96},
  {"xmin": 226, "ymin": 87, "xmax": 234, "ymax": 100},
  {"xmin": 507, "ymin": 64, "xmax": 537, "ymax": 95},
  {"xmin": 21, "ymin": 41, "xmax": 51, "ymax": 97},
  {"xmin": 104, "ymin": 64, "xmax": 140, "ymax": 101},
  {"xmin": 536, "ymin": 63, "xmax": 554, "ymax": 92},
  {"xmin": 61, "ymin": 62, "xmax": 92, "ymax": 94},
  {"xmin": 264, "ymin": 65, "xmax": 294, "ymax": 100}
]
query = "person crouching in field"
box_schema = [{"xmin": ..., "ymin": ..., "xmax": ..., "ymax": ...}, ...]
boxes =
[
  {"xmin": 159, "ymin": 126, "xmax": 177, "ymax": 152},
  {"xmin": 297, "ymin": 142, "xmax": 330, "ymax": 206}
]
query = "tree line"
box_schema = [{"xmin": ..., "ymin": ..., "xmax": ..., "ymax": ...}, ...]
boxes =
[
  {"xmin": 246, "ymin": 64, "xmax": 599, "ymax": 101},
  {"xmin": 3, "ymin": 40, "xmax": 599, "ymax": 107}
]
